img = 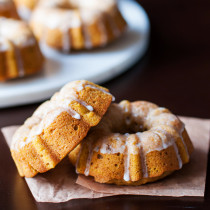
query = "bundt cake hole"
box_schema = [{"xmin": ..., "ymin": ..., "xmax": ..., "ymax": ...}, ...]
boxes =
[{"xmin": 112, "ymin": 121, "xmax": 147, "ymax": 135}]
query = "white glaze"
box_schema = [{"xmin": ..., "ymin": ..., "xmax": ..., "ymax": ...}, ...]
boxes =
[
  {"xmin": 84, "ymin": 138, "xmax": 95, "ymax": 176},
  {"xmin": 32, "ymin": 8, "xmax": 81, "ymax": 29},
  {"xmin": 16, "ymin": 5, "xmax": 32, "ymax": 20},
  {"xmin": 123, "ymin": 141, "xmax": 130, "ymax": 181},
  {"xmin": 173, "ymin": 142, "xmax": 183, "ymax": 169},
  {"xmin": 62, "ymin": 27, "xmax": 71, "ymax": 53},
  {"xmin": 0, "ymin": 18, "xmax": 36, "ymax": 47},
  {"xmin": 136, "ymin": 132, "xmax": 148, "ymax": 178},
  {"xmin": 123, "ymin": 134, "xmax": 133, "ymax": 181},
  {"xmin": 179, "ymin": 126, "xmax": 189, "ymax": 160},
  {"xmin": 11, "ymin": 81, "xmax": 109, "ymax": 151},
  {"xmin": 82, "ymin": 24, "xmax": 92, "ymax": 49},
  {"xmin": 0, "ymin": 37, "xmax": 10, "ymax": 51}
]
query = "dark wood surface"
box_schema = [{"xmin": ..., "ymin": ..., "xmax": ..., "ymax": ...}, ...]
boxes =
[{"xmin": 1, "ymin": 0, "xmax": 210, "ymax": 209}]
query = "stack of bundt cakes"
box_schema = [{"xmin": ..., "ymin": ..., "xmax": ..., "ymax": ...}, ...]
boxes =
[
  {"xmin": 69, "ymin": 100, "xmax": 194, "ymax": 185},
  {"xmin": 10, "ymin": 80, "xmax": 113, "ymax": 177},
  {"xmin": 29, "ymin": 0, "xmax": 127, "ymax": 51},
  {"xmin": 10, "ymin": 80, "xmax": 194, "ymax": 186},
  {"xmin": 0, "ymin": 0, "xmax": 19, "ymax": 19},
  {"xmin": 0, "ymin": 17, "xmax": 44, "ymax": 81}
]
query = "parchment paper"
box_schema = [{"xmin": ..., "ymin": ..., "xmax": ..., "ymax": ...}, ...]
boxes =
[{"xmin": 1, "ymin": 116, "xmax": 210, "ymax": 202}]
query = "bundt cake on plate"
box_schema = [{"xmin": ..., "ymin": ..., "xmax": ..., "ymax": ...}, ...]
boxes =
[
  {"xmin": 0, "ymin": 17, "xmax": 44, "ymax": 81},
  {"xmin": 30, "ymin": 0, "xmax": 127, "ymax": 52},
  {"xmin": 11, "ymin": 80, "xmax": 113, "ymax": 177},
  {"xmin": 0, "ymin": 0, "xmax": 19, "ymax": 19},
  {"xmin": 69, "ymin": 100, "xmax": 194, "ymax": 185}
]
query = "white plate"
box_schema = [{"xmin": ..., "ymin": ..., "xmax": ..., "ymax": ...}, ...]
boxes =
[{"xmin": 0, "ymin": 0, "xmax": 150, "ymax": 108}]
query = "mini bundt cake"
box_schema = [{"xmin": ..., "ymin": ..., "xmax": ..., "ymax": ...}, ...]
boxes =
[
  {"xmin": 0, "ymin": 17, "xmax": 44, "ymax": 81},
  {"xmin": 11, "ymin": 80, "xmax": 113, "ymax": 178},
  {"xmin": 0, "ymin": 0, "xmax": 19, "ymax": 19},
  {"xmin": 69, "ymin": 100, "xmax": 194, "ymax": 185},
  {"xmin": 30, "ymin": 0, "xmax": 127, "ymax": 52}
]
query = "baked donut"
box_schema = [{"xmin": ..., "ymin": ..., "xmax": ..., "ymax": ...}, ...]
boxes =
[
  {"xmin": 69, "ymin": 100, "xmax": 194, "ymax": 185},
  {"xmin": 0, "ymin": 17, "xmax": 44, "ymax": 81},
  {"xmin": 30, "ymin": 0, "xmax": 127, "ymax": 52},
  {"xmin": 11, "ymin": 80, "xmax": 113, "ymax": 177},
  {"xmin": 0, "ymin": 0, "xmax": 19, "ymax": 19}
]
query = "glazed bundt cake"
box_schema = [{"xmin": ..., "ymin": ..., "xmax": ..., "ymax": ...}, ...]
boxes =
[
  {"xmin": 30, "ymin": 0, "xmax": 127, "ymax": 52},
  {"xmin": 0, "ymin": 17, "xmax": 44, "ymax": 81},
  {"xmin": 69, "ymin": 100, "xmax": 194, "ymax": 185},
  {"xmin": 0, "ymin": 0, "xmax": 19, "ymax": 19},
  {"xmin": 11, "ymin": 80, "xmax": 113, "ymax": 177}
]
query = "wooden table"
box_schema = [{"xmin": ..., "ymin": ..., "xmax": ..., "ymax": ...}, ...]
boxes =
[{"xmin": 0, "ymin": 0, "xmax": 210, "ymax": 209}]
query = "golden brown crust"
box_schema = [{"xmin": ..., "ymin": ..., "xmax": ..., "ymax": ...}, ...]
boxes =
[
  {"xmin": 0, "ymin": 0, "xmax": 19, "ymax": 19},
  {"xmin": 11, "ymin": 80, "xmax": 113, "ymax": 177},
  {"xmin": 69, "ymin": 100, "xmax": 194, "ymax": 185}
]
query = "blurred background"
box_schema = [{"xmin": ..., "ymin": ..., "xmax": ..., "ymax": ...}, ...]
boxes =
[{"xmin": 106, "ymin": 0, "xmax": 210, "ymax": 118}]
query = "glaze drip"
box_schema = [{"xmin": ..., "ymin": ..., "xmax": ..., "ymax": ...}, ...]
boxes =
[
  {"xmin": 11, "ymin": 80, "xmax": 111, "ymax": 151},
  {"xmin": 84, "ymin": 138, "xmax": 95, "ymax": 176}
]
